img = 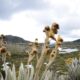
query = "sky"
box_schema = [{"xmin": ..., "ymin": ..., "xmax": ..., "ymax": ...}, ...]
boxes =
[{"xmin": 0, "ymin": 0, "xmax": 80, "ymax": 42}]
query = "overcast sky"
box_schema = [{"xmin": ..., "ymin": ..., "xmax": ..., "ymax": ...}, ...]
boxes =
[{"xmin": 0, "ymin": 0, "xmax": 80, "ymax": 42}]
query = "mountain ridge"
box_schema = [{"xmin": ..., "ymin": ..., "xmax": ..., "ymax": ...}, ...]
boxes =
[
  {"xmin": 4, "ymin": 35, "xmax": 80, "ymax": 43},
  {"xmin": 5, "ymin": 35, "xmax": 30, "ymax": 43}
]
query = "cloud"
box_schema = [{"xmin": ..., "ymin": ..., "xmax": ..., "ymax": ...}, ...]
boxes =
[
  {"xmin": 0, "ymin": 11, "xmax": 45, "ymax": 42},
  {"xmin": 0, "ymin": 0, "xmax": 80, "ymax": 42},
  {"xmin": 0, "ymin": 0, "xmax": 47, "ymax": 19}
]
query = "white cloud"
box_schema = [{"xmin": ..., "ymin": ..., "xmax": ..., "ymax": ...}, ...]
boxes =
[
  {"xmin": 43, "ymin": 0, "xmax": 80, "ymax": 21},
  {"xmin": 45, "ymin": 0, "xmax": 80, "ymax": 10},
  {"xmin": 70, "ymin": 29, "xmax": 80, "ymax": 37},
  {"xmin": 0, "ymin": 0, "xmax": 80, "ymax": 42},
  {"xmin": 0, "ymin": 9, "xmax": 80, "ymax": 42},
  {"xmin": 0, "ymin": 11, "xmax": 45, "ymax": 42}
]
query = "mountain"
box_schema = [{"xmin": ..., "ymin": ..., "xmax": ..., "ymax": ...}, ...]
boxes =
[
  {"xmin": 62, "ymin": 39, "xmax": 80, "ymax": 49},
  {"xmin": 5, "ymin": 35, "xmax": 30, "ymax": 43},
  {"xmin": 2, "ymin": 35, "xmax": 80, "ymax": 54},
  {"xmin": 4, "ymin": 35, "xmax": 80, "ymax": 44},
  {"xmin": 4, "ymin": 35, "xmax": 43, "ymax": 54},
  {"xmin": 73, "ymin": 39, "xmax": 80, "ymax": 43}
]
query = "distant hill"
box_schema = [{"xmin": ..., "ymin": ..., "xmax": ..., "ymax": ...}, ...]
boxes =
[
  {"xmin": 73, "ymin": 39, "xmax": 80, "ymax": 43},
  {"xmin": 4, "ymin": 35, "xmax": 42, "ymax": 54},
  {"xmin": 2, "ymin": 35, "xmax": 79, "ymax": 54},
  {"xmin": 4, "ymin": 35, "xmax": 80, "ymax": 43},
  {"xmin": 5, "ymin": 35, "xmax": 30, "ymax": 43},
  {"xmin": 62, "ymin": 39, "xmax": 80, "ymax": 49}
]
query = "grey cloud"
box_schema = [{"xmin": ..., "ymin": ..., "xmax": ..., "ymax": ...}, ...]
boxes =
[
  {"xmin": 52, "ymin": 5, "xmax": 70, "ymax": 18},
  {"xmin": 59, "ymin": 16, "xmax": 80, "ymax": 40},
  {"xmin": 0, "ymin": 0, "xmax": 80, "ymax": 41},
  {"xmin": 60, "ymin": 17, "xmax": 80, "ymax": 32},
  {"xmin": 0, "ymin": 0, "xmax": 48, "ymax": 19}
]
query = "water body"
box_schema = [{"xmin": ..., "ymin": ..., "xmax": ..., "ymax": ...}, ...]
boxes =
[
  {"xmin": 49, "ymin": 43, "xmax": 79, "ymax": 54},
  {"xmin": 59, "ymin": 48, "xmax": 79, "ymax": 54}
]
